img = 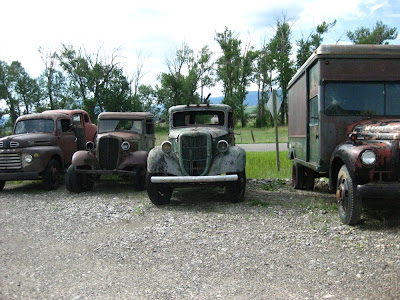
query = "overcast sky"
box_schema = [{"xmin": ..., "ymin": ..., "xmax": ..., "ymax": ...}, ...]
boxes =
[{"xmin": 1, "ymin": 0, "xmax": 399, "ymax": 96}]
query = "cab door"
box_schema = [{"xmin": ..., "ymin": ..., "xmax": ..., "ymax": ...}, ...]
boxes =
[
  {"xmin": 57, "ymin": 118, "xmax": 77, "ymax": 165},
  {"xmin": 308, "ymin": 96, "xmax": 320, "ymax": 165}
]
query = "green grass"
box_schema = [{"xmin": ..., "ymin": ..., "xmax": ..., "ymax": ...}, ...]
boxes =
[
  {"xmin": 155, "ymin": 125, "xmax": 288, "ymax": 145},
  {"xmin": 246, "ymin": 151, "xmax": 291, "ymax": 179}
]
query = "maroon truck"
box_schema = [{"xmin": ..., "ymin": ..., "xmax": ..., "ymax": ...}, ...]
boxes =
[{"xmin": 0, "ymin": 111, "xmax": 95, "ymax": 191}]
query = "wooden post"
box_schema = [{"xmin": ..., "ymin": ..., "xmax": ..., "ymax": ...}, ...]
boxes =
[{"xmin": 272, "ymin": 90, "xmax": 280, "ymax": 172}]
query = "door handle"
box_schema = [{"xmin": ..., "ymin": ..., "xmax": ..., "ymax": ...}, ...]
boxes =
[{"xmin": 316, "ymin": 134, "xmax": 319, "ymax": 139}]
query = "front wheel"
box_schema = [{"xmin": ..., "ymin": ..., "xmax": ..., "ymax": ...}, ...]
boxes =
[
  {"xmin": 226, "ymin": 170, "xmax": 246, "ymax": 203},
  {"xmin": 336, "ymin": 165, "xmax": 362, "ymax": 225},
  {"xmin": 42, "ymin": 159, "xmax": 61, "ymax": 190},
  {"xmin": 65, "ymin": 165, "xmax": 94, "ymax": 193},
  {"xmin": 146, "ymin": 173, "xmax": 173, "ymax": 205}
]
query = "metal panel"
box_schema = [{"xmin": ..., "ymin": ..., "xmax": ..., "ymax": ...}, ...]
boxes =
[
  {"xmin": 98, "ymin": 137, "xmax": 119, "ymax": 170},
  {"xmin": 180, "ymin": 134, "xmax": 208, "ymax": 176},
  {"xmin": 0, "ymin": 153, "xmax": 22, "ymax": 170}
]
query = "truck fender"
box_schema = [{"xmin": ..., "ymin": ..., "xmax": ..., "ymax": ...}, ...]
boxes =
[
  {"xmin": 71, "ymin": 150, "xmax": 97, "ymax": 167},
  {"xmin": 209, "ymin": 145, "xmax": 246, "ymax": 175},
  {"xmin": 119, "ymin": 150, "xmax": 148, "ymax": 169},
  {"xmin": 147, "ymin": 147, "xmax": 182, "ymax": 175}
]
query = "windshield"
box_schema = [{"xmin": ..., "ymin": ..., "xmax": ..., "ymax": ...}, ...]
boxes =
[
  {"xmin": 324, "ymin": 82, "xmax": 400, "ymax": 116},
  {"xmin": 172, "ymin": 111, "xmax": 225, "ymax": 127},
  {"xmin": 14, "ymin": 119, "xmax": 55, "ymax": 134},
  {"xmin": 99, "ymin": 119, "xmax": 143, "ymax": 134}
]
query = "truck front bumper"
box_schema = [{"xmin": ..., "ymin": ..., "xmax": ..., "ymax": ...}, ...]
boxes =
[
  {"xmin": 151, "ymin": 174, "xmax": 238, "ymax": 184},
  {"xmin": 357, "ymin": 182, "xmax": 400, "ymax": 198}
]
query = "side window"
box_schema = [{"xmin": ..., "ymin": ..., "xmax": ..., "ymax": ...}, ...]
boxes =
[
  {"xmin": 309, "ymin": 96, "xmax": 319, "ymax": 126},
  {"xmin": 57, "ymin": 119, "xmax": 72, "ymax": 133},
  {"xmin": 84, "ymin": 113, "xmax": 89, "ymax": 123},
  {"xmin": 72, "ymin": 114, "xmax": 82, "ymax": 125},
  {"xmin": 146, "ymin": 119, "xmax": 154, "ymax": 134}
]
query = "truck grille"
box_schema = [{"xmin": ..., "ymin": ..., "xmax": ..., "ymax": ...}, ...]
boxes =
[
  {"xmin": 180, "ymin": 134, "xmax": 209, "ymax": 176},
  {"xmin": 0, "ymin": 153, "xmax": 22, "ymax": 170},
  {"xmin": 98, "ymin": 137, "xmax": 119, "ymax": 170}
]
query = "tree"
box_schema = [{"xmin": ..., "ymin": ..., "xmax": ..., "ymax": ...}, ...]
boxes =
[
  {"xmin": 255, "ymin": 41, "xmax": 274, "ymax": 127},
  {"xmin": 347, "ymin": 21, "xmax": 398, "ymax": 44},
  {"xmin": 215, "ymin": 27, "xmax": 257, "ymax": 127},
  {"xmin": 269, "ymin": 16, "xmax": 295, "ymax": 125},
  {"xmin": 157, "ymin": 42, "xmax": 214, "ymax": 113},
  {"xmin": 296, "ymin": 20, "xmax": 337, "ymax": 68},
  {"xmin": 57, "ymin": 44, "xmax": 131, "ymax": 119},
  {"xmin": 0, "ymin": 60, "xmax": 19, "ymax": 124}
]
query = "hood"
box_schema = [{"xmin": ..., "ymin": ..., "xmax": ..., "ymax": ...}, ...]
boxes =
[
  {"xmin": 347, "ymin": 119, "xmax": 400, "ymax": 140},
  {"xmin": 169, "ymin": 126, "xmax": 229, "ymax": 140},
  {"xmin": 0, "ymin": 133, "xmax": 57, "ymax": 149}
]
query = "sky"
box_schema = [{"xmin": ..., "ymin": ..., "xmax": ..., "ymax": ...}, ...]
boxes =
[{"xmin": 1, "ymin": 0, "xmax": 399, "ymax": 97}]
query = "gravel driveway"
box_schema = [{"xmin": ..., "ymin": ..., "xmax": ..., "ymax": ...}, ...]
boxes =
[{"xmin": 1, "ymin": 179, "xmax": 399, "ymax": 299}]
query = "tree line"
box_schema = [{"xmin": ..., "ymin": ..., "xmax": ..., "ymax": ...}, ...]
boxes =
[{"xmin": 0, "ymin": 19, "xmax": 397, "ymax": 134}]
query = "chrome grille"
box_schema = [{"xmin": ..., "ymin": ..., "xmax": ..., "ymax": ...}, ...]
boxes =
[
  {"xmin": 0, "ymin": 141, "xmax": 3, "ymax": 148},
  {"xmin": 0, "ymin": 153, "xmax": 22, "ymax": 170},
  {"xmin": 98, "ymin": 137, "xmax": 119, "ymax": 170},
  {"xmin": 10, "ymin": 142, "xmax": 19, "ymax": 148},
  {"xmin": 180, "ymin": 134, "xmax": 208, "ymax": 176}
]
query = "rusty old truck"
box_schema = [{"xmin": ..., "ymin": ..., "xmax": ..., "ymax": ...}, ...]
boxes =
[
  {"xmin": 288, "ymin": 44, "xmax": 400, "ymax": 225},
  {"xmin": 146, "ymin": 104, "xmax": 246, "ymax": 205},
  {"xmin": 0, "ymin": 112, "xmax": 86, "ymax": 191},
  {"xmin": 65, "ymin": 112, "xmax": 155, "ymax": 192}
]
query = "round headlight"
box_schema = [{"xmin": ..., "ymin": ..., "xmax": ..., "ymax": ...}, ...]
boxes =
[
  {"xmin": 361, "ymin": 150, "xmax": 376, "ymax": 166},
  {"xmin": 121, "ymin": 141, "xmax": 130, "ymax": 151},
  {"xmin": 161, "ymin": 141, "xmax": 172, "ymax": 153},
  {"xmin": 24, "ymin": 154, "xmax": 33, "ymax": 164},
  {"xmin": 217, "ymin": 140, "xmax": 228, "ymax": 153}
]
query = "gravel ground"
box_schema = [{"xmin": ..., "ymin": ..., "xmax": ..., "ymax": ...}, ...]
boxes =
[{"xmin": 0, "ymin": 178, "xmax": 399, "ymax": 300}]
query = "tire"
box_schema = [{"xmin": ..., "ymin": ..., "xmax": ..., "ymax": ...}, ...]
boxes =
[
  {"xmin": 132, "ymin": 167, "xmax": 146, "ymax": 191},
  {"xmin": 336, "ymin": 165, "xmax": 362, "ymax": 225},
  {"xmin": 226, "ymin": 170, "xmax": 246, "ymax": 203},
  {"xmin": 146, "ymin": 172, "xmax": 172, "ymax": 205},
  {"xmin": 292, "ymin": 162, "xmax": 315, "ymax": 190},
  {"xmin": 65, "ymin": 165, "xmax": 94, "ymax": 193},
  {"xmin": 42, "ymin": 159, "xmax": 61, "ymax": 190},
  {"xmin": 0, "ymin": 180, "xmax": 5, "ymax": 191},
  {"xmin": 292, "ymin": 162, "xmax": 304, "ymax": 189}
]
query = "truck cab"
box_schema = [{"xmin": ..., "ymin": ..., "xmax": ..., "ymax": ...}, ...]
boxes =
[
  {"xmin": 288, "ymin": 44, "xmax": 400, "ymax": 225},
  {"xmin": 0, "ymin": 112, "xmax": 80, "ymax": 191}
]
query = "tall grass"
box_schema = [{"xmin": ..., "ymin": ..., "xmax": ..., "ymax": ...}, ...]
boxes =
[
  {"xmin": 246, "ymin": 151, "xmax": 292, "ymax": 179},
  {"xmin": 155, "ymin": 125, "xmax": 288, "ymax": 145}
]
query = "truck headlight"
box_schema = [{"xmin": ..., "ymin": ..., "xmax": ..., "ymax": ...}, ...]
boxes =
[
  {"xmin": 24, "ymin": 154, "xmax": 33, "ymax": 164},
  {"xmin": 121, "ymin": 141, "xmax": 130, "ymax": 151},
  {"xmin": 217, "ymin": 140, "xmax": 228, "ymax": 153},
  {"xmin": 161, "ymin": 141, "xmax": 172, "ymax": 153},
  {"xmin": 361, "ymin": 150, "xmax": 376, "ymax": 166}
]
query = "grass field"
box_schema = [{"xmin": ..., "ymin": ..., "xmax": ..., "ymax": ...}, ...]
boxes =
[
  {"xmin": 155, "ymin": 125, "xmax": 288, "ymax": 145},
  {"xmin": 246, "ymin": 151, "xmax": 291, "ymax": 179}
]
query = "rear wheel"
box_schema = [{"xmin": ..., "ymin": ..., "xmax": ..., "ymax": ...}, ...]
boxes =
[
  {"xmin": 336, "ymin": 165, "xmax": 362, "ymax": 225},
  {"xmin": 65, "ymin": 165, "xmax": 94, "ymax": 193},
  {"xmin": 42, "ymin": 159, "xmax": 61, "ymax": 190},
  {"xmin": 146, "ymin": 173, "xmax": 173, "ymax": 205},
  {"xmin": 226, "ymin": 170, "xmax": 246, "ymax": 203},
  {"xmin": 292, "ymin": 162, "xmax": 315, "ymax": 190}
]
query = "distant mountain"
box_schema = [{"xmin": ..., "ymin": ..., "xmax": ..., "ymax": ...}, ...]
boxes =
[{"xmin": 209, "ymin": 90, "xmax": 282, "ymax": 107}]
